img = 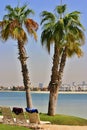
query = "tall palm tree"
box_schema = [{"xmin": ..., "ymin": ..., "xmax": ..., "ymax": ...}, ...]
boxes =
[
  {"xmin": 0, "ymin": 5, "xmax": 38, "ymax": 108},
  {"xmin": 40, "ymin": 4, "xmax": 85, "ymax": 115}
]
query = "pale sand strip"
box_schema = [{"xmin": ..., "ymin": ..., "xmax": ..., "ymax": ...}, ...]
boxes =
[
  {"xmin": 0, "ymin": 116, "xmax": 3, "ymax": 123},
  {"xmin": 0, "ymin": 90, "xmax": 87, "ymax": 94},
  {"xmin": 31, "ymin": 91, "xmax": 87, "ymax": 94},
  {"xmin": 39, "ymin": 124, "xmax": 87, "ymax": 130}
]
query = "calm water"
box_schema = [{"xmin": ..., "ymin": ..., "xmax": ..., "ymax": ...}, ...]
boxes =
[{"xmin": 0, "ymin": 91, "xmax": 87, "ymax": 119}]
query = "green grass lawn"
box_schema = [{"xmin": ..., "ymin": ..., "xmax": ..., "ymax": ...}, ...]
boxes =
[
  {"xmin": 0, "ymin": 124, "xmax": 32, "ymax": 130},
  {"xmin": 0, "ymin": 112, "xmax": 87, "ymax": 130},
  {"xmin": 40, "ymin": 113, "xmax": 87, "ymax": 126}
]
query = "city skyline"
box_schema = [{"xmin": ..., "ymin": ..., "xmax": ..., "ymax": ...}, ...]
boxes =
[{"xmin": 0, "ymin": 0, "xmax": 87, "ymax": 87}]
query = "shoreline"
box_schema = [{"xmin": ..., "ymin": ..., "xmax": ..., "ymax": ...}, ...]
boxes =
[
  {"xmin": 0, "ymin": 90, "xmax": 87, "ymax": 94},
  {"xmin": 31, "ymin": 91, "xmax": 87, "ymax": 94}
]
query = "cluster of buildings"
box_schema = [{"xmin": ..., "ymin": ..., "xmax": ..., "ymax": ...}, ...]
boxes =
[
  {"xmin": 59, "ymin": 81, "xmax": 87, "ymax": 91},
  {"xmin": 0, "ymin": 86, "xmax": 25, "ymax": 91},
  {"xmin": 37, "ymin": 81, "xmax": 87, "ymax": 92},
  {"xmin": 0, "ymin": 81, "xmax": 87, "ymax": 92}
]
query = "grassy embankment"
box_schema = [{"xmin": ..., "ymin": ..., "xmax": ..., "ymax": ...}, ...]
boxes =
[
  {"xmin": 0, "ymin": 113, "xmax": 87, "ymax": 130},
  {"xmin": 0, "ymin": 124, "xmax": 32, "ymax": 130},
  {"xmin": 40, "ymin": 113, "xmax": 87, "ymax": 126}
]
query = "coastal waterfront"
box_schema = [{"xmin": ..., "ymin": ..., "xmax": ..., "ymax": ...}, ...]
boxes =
[{"xmin": 0, "ymin": 91, "xmax": 87, "ymax": 119}]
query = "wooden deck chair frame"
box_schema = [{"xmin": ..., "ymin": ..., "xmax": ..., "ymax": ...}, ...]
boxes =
[
  {"xmin": 27, "ymin": 112, "xmax": 51, "ymax": 125},
  {"xmin": 28, "ymin": 112, "xmax": 40, "ymax": 124},
  {"xmin": 1, "ymin": 106, "xmax": 14, "ymax": 125},
  {"xmin": 13, "ymin": 109, "xmax": 28, "ymax": 126}
]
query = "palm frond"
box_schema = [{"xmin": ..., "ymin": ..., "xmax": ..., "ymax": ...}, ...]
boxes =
[
  {"xmin": 53, "ymin": 19, "xmax": 65, "ymax": 44},
  {"xmin": 65, "ymin": 11, "xmax": 85, "ymax": 30},
  {"xmin": 24, "ymin": 9, "xmax": 34, "ymax": 17},
  {"xmin": 12, "ymin": 27, "xmax": 27, "ymax": 43},
  {"xmin": 25, "ymin": 19, "xmax": 38, "ymax": 40},
  {"xmin": 0, "ymin": 20, "xmax": 10, "ymax": 40},
  {"xmin": 5, "ymin": 5, "xmax": 13, "ymax": 12},
  {"xmin": 55, "ymin": 4, "xmax": 66, "ymax": 14},
  {"xmin": 41, "ymin": 28, "xmax": 53, "ymax": 53},
  {"xmin": 25, "ymin": 18, "xmax": 38, "ymax": 31},
  {"xmin": 42, "ymin": 22, "xmax": 54, "ymax": 31},
  {"xmin": 40, "ymin": 11, "xmax": 55, "ymax": 25},
  {"xmin": 20, "ymin": 4, "xmax": 34, "ymax": 16},
  {"xmin": 66, "ymin": 42, "xmax": 83, "ymax": 58},
  {"xmin": 19, "ymin": 4, "xmax": 27, "ymax": 12},
  {"xmin": 75, "ymin": 47, "xmax": 83, "ymax": 57}
]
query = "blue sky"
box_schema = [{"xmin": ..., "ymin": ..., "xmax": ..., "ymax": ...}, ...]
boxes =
[{"xmin": 0, "ymin": 0, "xmax": 87, "ymax": 87}]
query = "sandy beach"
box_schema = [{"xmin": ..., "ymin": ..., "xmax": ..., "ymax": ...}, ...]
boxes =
[
  {"xmin": 31, "ymin": 91, "xmax": 87, "ymax": 94},
  {"xmin": 0, "ymin": 90, "xmax": 87, "ymax": 94},
  {"xmin": 39, "ymin": 124, "xmax": 87, "ymax": 130}
]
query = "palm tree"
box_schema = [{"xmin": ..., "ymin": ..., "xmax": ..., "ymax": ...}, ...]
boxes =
[
  {"xmin": 40, "ymin": 4, "xmax": 85, "ymax": 115},
  {"xmin": 0, "ymin": 5, "xmax": 38, "ymax": 108}
]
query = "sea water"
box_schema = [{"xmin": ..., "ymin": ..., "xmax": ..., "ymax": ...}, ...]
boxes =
[{"xmin": 0, "ymin": 91, "xmax": 87, "ymax": 119}]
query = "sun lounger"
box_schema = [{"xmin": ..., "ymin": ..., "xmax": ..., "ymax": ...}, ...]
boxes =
[
  {"xmin": 1, "ymin": 106, "xmax": 14, "ymax": 124},
  {"xmin": 28, "ymin": 111, "xmax": 41, "ymax": 124},
  {"xmin": 12, "ymin": 107, "xmax": 28, "ymax": 126},
  {"xmin": 0, "ymin": 106, "xmax": 2, "ymax": 114},
  {"xmin": 26, "ymin": 108, "xmax": 51, "ymax": 124},
  {"xmin": 0, "ymin": 107, "xmax": 3, "ymax": 123}
]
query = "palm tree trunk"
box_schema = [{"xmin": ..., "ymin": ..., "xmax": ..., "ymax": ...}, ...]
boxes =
[
  {"xmin": 48, "ymin": 45, "xmax": 59, "ymax": 115},
  {"xmin": 58, "ymin": 47, "xmax": 67, "ymax": 85},
  {"xmin": 18, "ymin": 40, "xmax": 32, "ymax": 108},
  {"xmin": 48, "ymin": 89, "xmax": 59, "ymax": 115}
]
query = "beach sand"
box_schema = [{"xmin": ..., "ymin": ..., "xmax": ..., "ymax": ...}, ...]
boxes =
[
  {"xmin": 0, "ymin": 116, "xmax": 3, "ymax": 123},
  {"xmin": 39, "ymin": 124, "xmax": 87, "ymax": 130}
]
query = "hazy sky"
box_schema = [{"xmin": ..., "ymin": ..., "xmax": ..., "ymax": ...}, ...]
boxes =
[{"xmin": 0, "ymin": 0, "xmax": 87, "ymax": 87}]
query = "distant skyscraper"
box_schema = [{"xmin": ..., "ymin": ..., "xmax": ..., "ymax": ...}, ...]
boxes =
[
  {"xmin": 39, "ymin": 83, "xmax": 43, "ymax": 88},
  {"xmin": 82, "ymin": 81, "xmax": 86, "ymax": 86}
]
